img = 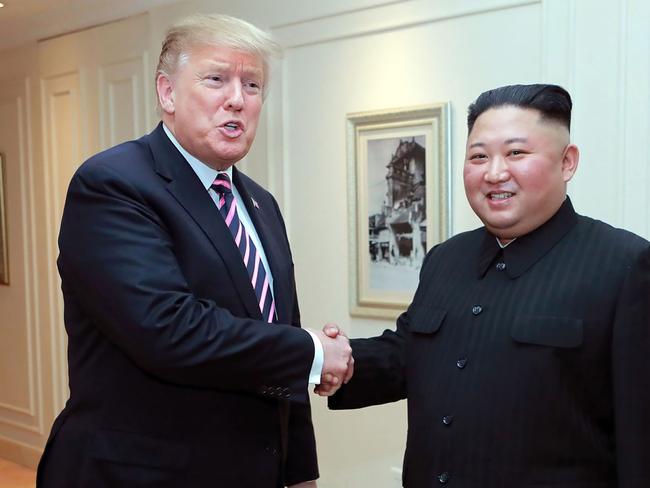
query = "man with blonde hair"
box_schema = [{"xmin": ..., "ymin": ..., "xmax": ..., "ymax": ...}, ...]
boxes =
[{"xmin": 37, "ymin": 14, "xmax": 351, "ymax": 488}]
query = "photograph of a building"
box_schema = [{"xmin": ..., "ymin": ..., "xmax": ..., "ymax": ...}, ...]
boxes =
[{"xmin": 367, "ymin": 136, "xmax": 426, "ymax": 291}]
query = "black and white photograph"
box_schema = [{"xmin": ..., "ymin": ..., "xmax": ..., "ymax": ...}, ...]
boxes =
[
  {"xmin": 367, "ymin": 135, "xmax": 426, "ymax": 293},
  {"xmin": 347, "ymin": 104, "xmax": 450, "ymax": 318}
]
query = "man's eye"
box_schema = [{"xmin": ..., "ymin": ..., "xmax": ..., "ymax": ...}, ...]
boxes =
[
  {"xmin": 509, "ymin": 149, "xmax": 525, "ymax": 156},
  {"xmin": 469, "ymin": 154, "xmax": 487, "ymax": 161}
]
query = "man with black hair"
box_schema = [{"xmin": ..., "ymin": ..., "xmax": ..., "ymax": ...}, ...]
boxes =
[{"xmin": 325, "ymin": 84, "xmax": 650, "ymax": 487}]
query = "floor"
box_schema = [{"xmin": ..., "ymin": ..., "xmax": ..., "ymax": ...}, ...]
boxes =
[{"xmin": 0, "ymin": 459, "xmax": 35, "ymax": 488}]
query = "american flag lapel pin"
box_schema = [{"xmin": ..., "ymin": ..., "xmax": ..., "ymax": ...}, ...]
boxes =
[{"xmin": 251, "ymin": 197, "xmax": 260, "ymax": 209}]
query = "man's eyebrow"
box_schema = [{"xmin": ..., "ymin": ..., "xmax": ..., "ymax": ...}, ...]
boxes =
[
  {"xmin": 505, "ymin": 137, "xmax": 527, "ymax": 144},
  {"xmin": 468, "ymin": 142, "xmax": 485, "ymax": 149},
  {"xmin": 202, "ymin": 61, "xmax": 263, "ymax": 76}
]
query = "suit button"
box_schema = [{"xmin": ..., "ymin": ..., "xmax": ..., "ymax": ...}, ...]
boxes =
[
  {"xmin": 472, "ymin": 305, "xmax": 482, "ymax": 315},
  {"xmin": 442, "ymin": 415, "xmax": 454, "ymax": 426},
  {"xmin": 496, "ymin": 262, "xmax": 506, "ymax": 271},
  {"xmin": 456, "ymin": 357, "xmax": 468, "ymax": 369},
  {"xmin": 438, "ymin": 472, "xmax": 450, "ymax": 484}
]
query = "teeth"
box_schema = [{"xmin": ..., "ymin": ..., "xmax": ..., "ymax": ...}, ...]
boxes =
[
  {"xmin": 490, "ymin": 192, "xmax": 513, "ymax": 200},
  {"xmin": 225, "ymin": 123, "xmax": 238, "ymax": 130}
]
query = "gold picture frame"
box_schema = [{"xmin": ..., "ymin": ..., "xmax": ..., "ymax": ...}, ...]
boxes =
[
  {"xmin": 0, "ymin": 153, "xmax": 8, "ymax": 285},
  {"xmin": 347, "ymin": 104, "xmax": 451, "ymax": 319}
]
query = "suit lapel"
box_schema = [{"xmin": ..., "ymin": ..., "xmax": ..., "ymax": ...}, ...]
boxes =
[
  {"xmin": 146, "ymin": 124, "xmax": 262, "ymax": 319},
  {"xmin": 233, "ymin": 168, "xmax": 292, "ymax": 324}
]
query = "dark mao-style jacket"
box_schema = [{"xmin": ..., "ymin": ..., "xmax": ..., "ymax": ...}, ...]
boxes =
[{"xmin": 331, "ymin": 199, "xmax": 650, "ymax": 488}]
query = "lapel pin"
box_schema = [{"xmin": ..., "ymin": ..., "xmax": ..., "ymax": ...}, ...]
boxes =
[{"xmin": 251, "ymin": 197, "xmax": 260, "ymax": 209}]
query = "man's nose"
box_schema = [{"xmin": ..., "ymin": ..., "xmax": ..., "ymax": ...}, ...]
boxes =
[
  {"xmin": 484, "ymin": 156, "xmax": 509, "ymax": 183},
  {"xmin": 224, "ymin": 81, "xmax": 244, "ymax": 111}
]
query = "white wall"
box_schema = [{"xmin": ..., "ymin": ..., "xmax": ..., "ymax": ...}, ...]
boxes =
[
  {"xmin": 0, "ymin": 2, "xmax": 647, "ymax": 487},
  {"xmin": 267, "ymin": 1, "xmax": 650, "ymax": 486}
]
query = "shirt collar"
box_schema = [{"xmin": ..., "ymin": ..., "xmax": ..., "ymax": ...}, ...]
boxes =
[
  {"xmin": 477, "ymin": 197, "xmax": 578, "ymax": 279},
  {"xmin": 162, "ymin": 124, "xmax": 232, "ymax": 189}
]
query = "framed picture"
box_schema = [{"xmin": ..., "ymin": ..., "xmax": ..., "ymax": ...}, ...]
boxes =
[
  {"xmin": 0, "ymin": 153, "xmax": 8, "ymax": 285},
  {"xmin": 347, "ymin": 104, "xmax": 451, "ymax": 318}
]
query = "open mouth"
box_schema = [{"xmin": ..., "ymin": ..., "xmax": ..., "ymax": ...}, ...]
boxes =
[
  {"xmin": 487, "ymin": 191, "xmax": 514, "ymax": 201},
  {"xmin": 223, "ymin": 122, "xmax": 242, "ymax": 132}
]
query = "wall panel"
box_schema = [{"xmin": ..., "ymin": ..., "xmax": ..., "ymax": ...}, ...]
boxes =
[
  {"xmin": 0, "ymin": 83, "xmax": 38, "ymax": 431},
  {"xmin": 40, "ymin": 71, "xmax": 82, "ymax": 414},
  {"xmin": 99, "ymin": 54, "xmax": 150, "ymax": 148},
  {"xmin": 0, "ymin": 74, "xmax": 44, "ymax": 466},
  {"xmin": 272, "ymin": 2, "xmax": 542, "ymax": 487}
]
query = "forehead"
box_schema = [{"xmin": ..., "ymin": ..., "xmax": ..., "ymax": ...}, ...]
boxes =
[
  {"xmin": 184, "ymin": 44, "xmax": 264, "ymax": 75},
  {"xmin": 472, "ymin": 106, "xmax": 542, "ymax": 133}
]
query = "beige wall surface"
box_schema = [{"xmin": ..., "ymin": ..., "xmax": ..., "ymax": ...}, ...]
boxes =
[{"xmin": 0, "ymin": 1, "xmax": 648, "ymax": 487}]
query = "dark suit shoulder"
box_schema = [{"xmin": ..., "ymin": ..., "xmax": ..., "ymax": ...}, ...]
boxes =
[
  {"xmin": 575, "ymin": 214, "xmax": 649, "ymax": 260},
  {"xmin": 421, "ymin": 227, "xmax": 484, "ymax": 264},
  {"xmin": 75, "ymin": 135, "xmax": 153, "ymax": 181}
]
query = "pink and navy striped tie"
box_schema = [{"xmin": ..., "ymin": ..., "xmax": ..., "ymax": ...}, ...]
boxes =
[{"xmin": 211, "ymin": 173, "xmax": 276, "ymax": 323}]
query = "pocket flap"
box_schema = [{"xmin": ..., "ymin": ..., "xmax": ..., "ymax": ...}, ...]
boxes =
[
  {"xmin": 511, "ymin": 315, "xmax": 583, "ymax": 348},
  {"xmin": 91, "ymin": 429, "xmax": 190, "ymax": 470},
  {"xmin": 410, "ymin": 307, "xmax": 447, "ymax": 334}
]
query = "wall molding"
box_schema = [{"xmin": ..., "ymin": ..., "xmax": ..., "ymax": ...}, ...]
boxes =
[
  {"xmin": 0, "ymin": 433, "xmax": 41, "ymax": 469},
  {"xmin": 99, "ymin": 54, "xmax": 148, "ymax": 149},
  {"xmin": 620, "ymin": 0, "xmax": 650, "ymax": 237},
  {"xmin": 540, "ymin": 0, "xmax": 576, "ymax": 88},
  {"xmin": 0, "ymin": 80, "xmax": 41, "ymax": 436},
  {"xmin": 40, "ymin": 71, "xmax": 81, "ymax": 415},
  {"xmin": 272, "ymin": 0, "xmax": 540, "ymax": 48}
]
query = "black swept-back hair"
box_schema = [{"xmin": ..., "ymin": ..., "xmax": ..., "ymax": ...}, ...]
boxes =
[{"xmin": 467, "ymin": 84, "xmax": 572, "ymax": 133}]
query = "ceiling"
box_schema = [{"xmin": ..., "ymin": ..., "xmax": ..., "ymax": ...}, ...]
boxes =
[{"xmin": 0, "ymin": 0, "xmax": 181, "ymax": 51}]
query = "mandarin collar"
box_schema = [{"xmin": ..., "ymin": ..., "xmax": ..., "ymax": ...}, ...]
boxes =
[{"xmin": 477, "ymin": 197, "xmax": 579, "ymax": 279}]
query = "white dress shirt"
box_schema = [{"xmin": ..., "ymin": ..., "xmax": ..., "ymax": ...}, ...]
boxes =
[{"xmin": 162, "ymin": 125, "xmax": 323, "ymax": 384}]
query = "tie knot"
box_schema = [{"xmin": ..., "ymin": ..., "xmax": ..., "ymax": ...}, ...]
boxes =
[{"xmin": 211, "ymin": 173, "xmax": 232, "ymax": 195}]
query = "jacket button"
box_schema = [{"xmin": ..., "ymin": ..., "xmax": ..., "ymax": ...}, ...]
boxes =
[
  {"xmin": 496, "ymin": 262, "xmax": 506, "ymax": 271},
  {"xmin": 438, "ymin": 472, "xmax": 450, "ymax": 484},
  {"xmin": 472, "ymin": 305, "xmax": 482, "ymax": 315},
  {"xmin": 442, "ymin": 415, "xmax": 454, "ymax": 426},
  {"xmin": 456, "ymin": 357, "xmax": 468, "ymax": 369}
]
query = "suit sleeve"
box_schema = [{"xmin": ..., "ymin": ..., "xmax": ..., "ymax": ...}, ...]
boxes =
[
  {"xmin": 327, "ymin": 312, "xmax": 408, "ymax": 410},
  {"xmin": 58, "ymin": 162, "xmax": 314, "ymax": 403},
  {"xmin": 269, "ymin": 197, "xmax": 319, "ymax": 485},
  {"xmin": 612, "ymin": 245, "xmax": 650, "ymax": 487},
  {"xmin": 327, "ymin": 249, "xmax": 442, "ymax": 410}
]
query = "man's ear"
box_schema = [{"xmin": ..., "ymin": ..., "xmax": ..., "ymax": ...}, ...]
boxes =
[
  {"xmin": 156, "ymin": 74, "xmax": 175, "ymax": 115},
  {"xmin": 561, "ymin": 144, "xmax": 579, "ymax": 182}
]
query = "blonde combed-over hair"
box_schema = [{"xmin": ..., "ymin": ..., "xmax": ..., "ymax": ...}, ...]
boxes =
[{"xmin": 156, "ymin": 14, "xmax": 281, "ymax": 93}]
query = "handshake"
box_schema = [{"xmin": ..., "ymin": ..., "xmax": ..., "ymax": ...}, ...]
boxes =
[{"xmin": 314, "ymin": 324, "xmax": 354, "ymax": 397}]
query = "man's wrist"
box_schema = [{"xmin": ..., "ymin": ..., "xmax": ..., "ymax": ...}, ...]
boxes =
[{"xmin": 305, "ymin": 329, "xmax": 324, "ymax": 384}]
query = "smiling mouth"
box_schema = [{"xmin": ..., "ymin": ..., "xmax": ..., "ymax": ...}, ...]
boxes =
[{"xmin": 488, "ymin": 192, "xmax": 514, "ymax": 200}]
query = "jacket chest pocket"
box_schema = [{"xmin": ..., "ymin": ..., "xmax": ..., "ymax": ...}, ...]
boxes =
[
  {"xmin": 408, "ymin": 302, "xmax": 447, "ymax": 335},
  {"xmin": 511, "ymin": 315, "xmax": 583, "ymax": 348}
]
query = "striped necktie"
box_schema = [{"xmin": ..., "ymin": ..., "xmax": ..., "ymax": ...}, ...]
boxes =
[{"xmin": 211, "ymin": 173, "xmax": 276, "ymax": 323}]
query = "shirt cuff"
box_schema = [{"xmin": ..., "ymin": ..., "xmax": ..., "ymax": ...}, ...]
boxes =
[{"xmin": 305, "ymin": 329, "xmax": 324, "ymax": 384}]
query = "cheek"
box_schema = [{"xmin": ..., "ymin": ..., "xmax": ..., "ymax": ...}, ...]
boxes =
[
  {"xmin": 512, "ymin": 164, "xmax": 554, "ymax": 192},
  {"xmin": 463, "ymin": 166, "xmax": 483, "ymax": 194}
]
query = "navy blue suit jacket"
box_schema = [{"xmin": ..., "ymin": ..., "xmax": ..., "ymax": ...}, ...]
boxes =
[{"xmin": 37, "ymin": 123, "xmax": 319, "ymax": 487}]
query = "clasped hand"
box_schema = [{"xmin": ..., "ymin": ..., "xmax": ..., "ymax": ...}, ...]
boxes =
[{"xmin": 314, "ymin": 324, "xmax": 354, "ymax": 396}]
